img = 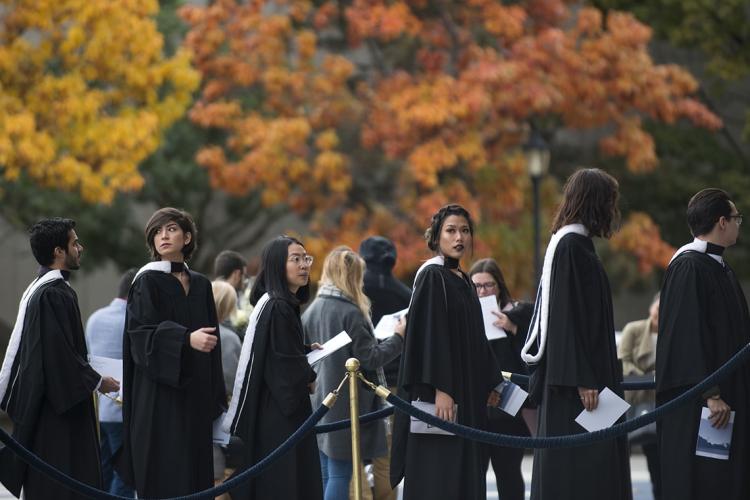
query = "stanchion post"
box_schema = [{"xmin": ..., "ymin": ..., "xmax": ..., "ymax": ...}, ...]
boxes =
[{"xmin": 346, "ymin": 358, "xmax": 363, "ymax": 500}]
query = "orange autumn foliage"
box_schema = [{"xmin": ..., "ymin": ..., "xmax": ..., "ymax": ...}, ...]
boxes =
[{"xmin": 181, "ymin": 0, "xmax": 719, "ymax": 293}]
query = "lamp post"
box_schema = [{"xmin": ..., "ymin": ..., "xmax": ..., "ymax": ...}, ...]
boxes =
[{"xmin": 524, "ymin": 130, "xmax": 550, "ymax": 292}]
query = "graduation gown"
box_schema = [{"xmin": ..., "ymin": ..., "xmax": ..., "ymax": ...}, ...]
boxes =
[
  {"xmin": 228, "ymin": 297, "xmax": 322, "ymax": 500},
  {"xmin": 0, "ymin": 279, "xmax": 102, "ymax": 499},
  {"xmin": 656, "ymin": 251, "xmax": 750, "ymax": 500},
  {"xmin": 390, "ymin": 262, "xmax": 501, "ymax": 500},
  {"xmin": 529, "ymin": 233, "xmax": 631, "ymax": 500},
  {"xmin": 117, "ymin": 269, "xmax": 226, "ymax": 497}
]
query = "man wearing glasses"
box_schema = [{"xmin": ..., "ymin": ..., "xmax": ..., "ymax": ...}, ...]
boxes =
[{"xmin": 656, "ymin": 188, "xmax": 750, "ymax": 500}]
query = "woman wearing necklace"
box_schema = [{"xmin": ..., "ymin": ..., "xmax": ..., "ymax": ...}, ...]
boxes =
[
  {"xmin": 118, "ymin": 207, "xmax": 227, "ymax": 497},
  {"xmin": 390, "ymin": 204, "xmax": 502, "ymax": 500}
]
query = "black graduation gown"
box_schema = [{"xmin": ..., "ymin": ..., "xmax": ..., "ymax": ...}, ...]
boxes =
[
  {"xmin": 228, "ymin": 297, "xmax": 322, "ymax": 500},
  {"xmin": 484, "ymin": 302, "xmax": 533, "ymax": 500},
  {"xmin": 117, "ymin": 270, "xmax": 226, "ymax": 497},
  {"xmin": 0, "ymin": 279, "xmax": 102, "ymax": 499},
  {"xmin": 529, "ymin": 234, "xmax": 631, "ymax": 500},
  {"xmin": 656, "ymin": 251, "xmax": 750, "ymax": 500},
  {"xmin": 390, "ymin": 263, "xmax": 502, "ymax": 500}
]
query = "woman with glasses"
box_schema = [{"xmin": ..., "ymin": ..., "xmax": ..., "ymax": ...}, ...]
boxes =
[
  {"xmin": 302, "ymin": 246, "xmax": 405, "ymax": 500},
  {"xmin": 390, "ymin": 204, "xmax": 502, "ymax": 500},
  {"xmin": 223, "ymin": 235, "xmax": 323, "ymax": 500},
  {"xmin": 469, "ymin": 258, "xmax": 533, "ymax": 500}
]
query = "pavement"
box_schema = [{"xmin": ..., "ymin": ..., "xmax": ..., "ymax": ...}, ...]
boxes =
[{"xmin": 0, "ymin": 452, "xmax": 654, "ymax": 499}]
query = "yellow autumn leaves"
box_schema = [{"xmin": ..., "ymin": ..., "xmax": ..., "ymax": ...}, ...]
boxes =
[{"xmin": 0, "ymin": 0, "xmax": 199, "ymax": 203}]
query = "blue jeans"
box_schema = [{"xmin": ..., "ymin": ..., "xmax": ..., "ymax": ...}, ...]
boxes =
[
  {"xmin": 319, "ymin": 450, "xmax": 352, "ymax": 500},
  {"xmin": 99, "ymin": 422, "xmax": 135, "ymax": 497}
]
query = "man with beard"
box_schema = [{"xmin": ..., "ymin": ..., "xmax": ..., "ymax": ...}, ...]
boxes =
[
  {"xmin": 657, "ymin": 189, "xmax": 750, "ymax": 500},
  {"xmin": 0, "ymin": 218, "xmax": 119, "ymax": 499}
]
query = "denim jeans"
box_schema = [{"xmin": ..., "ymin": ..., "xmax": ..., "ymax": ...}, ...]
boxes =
[
  {"xmin": 99, "ymin": 422, "xmax": 135, "ymax": 497},
  {"xmin": 319, "ymin": 450, "xmax": 352, "ymax": 500}
]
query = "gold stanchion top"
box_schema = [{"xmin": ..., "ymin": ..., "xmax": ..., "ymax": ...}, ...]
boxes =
[{"xmin": 345, "ymin": 358, "xmax": 360, "ymax": 372}]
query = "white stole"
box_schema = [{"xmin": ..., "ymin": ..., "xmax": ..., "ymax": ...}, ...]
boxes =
[
  {"xmin": 133, "ymin": 260, "xmax": 189, "ymax": 282},
  {"xmin": 669, "ymin": 238, "xmax": 723, "ymax": 265},
  {"xmin": 223, "ymin": 292, "xmax": 271, "ymax": 433},
  {"xmin": 521, "ymin": 223, "xmax": 589, "ymax": 365},
  {"xmin": 0, "ymin": 270, "xmax": 65, "ymax": 405}
]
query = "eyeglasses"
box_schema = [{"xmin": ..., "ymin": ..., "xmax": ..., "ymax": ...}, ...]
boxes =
[
  {"xmin": 728, "ymin": 214, "xmax": 743, "ymax": 226},
  {"xmin": 473, "ymin": 282, "xmax": 497, "ymax": 292},
  {"xmin": 288, "ymin": 254, "xmax": 314, "ymax": 266}
]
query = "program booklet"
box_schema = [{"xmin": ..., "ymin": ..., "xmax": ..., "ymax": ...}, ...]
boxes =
[
  {"xmin": 695, "ymin": 407, "xmax": 735, "ymax": 460},
  {"xmin": 409, "ymin": 400, "xmax": 457, "ymax": 436}
]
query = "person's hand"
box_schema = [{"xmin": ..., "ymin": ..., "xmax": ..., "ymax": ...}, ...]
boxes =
[
  {"xmin": 308, "ymin": 381, "xmax": 316, "ymax": 394},
  {"xmin": 99, "ymin": 377, "xmax": 120, "ymax": 394},
  {"xmin": 487, "ymin": 390, "xmax": 500, "ymax": 407},
  {"xmin": 190, "ymin": 327, "xmax": 217, "ymax": 352},
  {"xmin": 310, "ymin": 342, "xmax": 324, "ymax": 350},
  {"xmin": 435, "ymin": 389, "xmax": 455, "ymax": 422},
  {"xmin": 394, "ymin": 316, "xmax": 406, "ymax": 338},
  {"xmin": 491, "ymin": 311, "xmax": 518, "ymax": 335},
  {"xmin": 707, "ymin": 397, "xmax": 731, "ymax": 429},
  {"xmin": 578, "ymin": 387, "xmax": 599, "ymax": 411}
]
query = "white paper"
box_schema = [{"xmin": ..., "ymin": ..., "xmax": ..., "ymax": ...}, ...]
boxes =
[
  {"xmin": 213, "ymin": 412, "xmax": 231, "ymax": 445},
  {"xmin": 307, "ymin": 330, "xmax": 352, "ymax": 366},
  {"xmin": 479, "ymin": 295, "xmax": 507, "ymax": 340},
  {"xmin": 695, "ymin": 407, "xmax": 734, "ymax": 460},
  {"xmin": 88, "ymin": 355, "xmax": 123, "ymax": 397},
  {"xmin": 494, "ymin": 380, "xmax": 528, "ymax": 417},
  {"xmin": 575, "ymin": 387, "xmax": 630, "ymax": 432},
  {"xmin": 373, "ymin": 308, "xmax": 408, "ymax": 340},
  {"xmin": 409, "ymin": 400, "xmax": 456, "ymax": 435}
]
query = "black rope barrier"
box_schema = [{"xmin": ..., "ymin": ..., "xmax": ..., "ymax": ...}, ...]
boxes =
[
  {"xmin": 507, "ymin": 373, "xmax": 656, "ymax": 391},
  {"xmin": 314, "ymin": 405, "xmax": 394, "ymax": 434},
  {"xmin": 0, "ymin": 403, "xmax": 330, "ymax": 500},
  {"xmin": 385, "ymin": 342, "xmax": 750, "ymax": 449}
]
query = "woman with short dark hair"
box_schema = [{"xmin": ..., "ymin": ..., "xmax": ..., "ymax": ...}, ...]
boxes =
[
  {"xmin": 521, "ymin": 169, "xmax": 631, "ymax": 499},
  {"xmin": 118, "ymin": 207, "xmax": 226, "ymax": 497},
  {"xmin": 224, "ymin": 235, "xmax": 323, "ymax": 500},
  {"xmin": 390, "ymin": 204, "xmax": 502, "ymax": 500}
]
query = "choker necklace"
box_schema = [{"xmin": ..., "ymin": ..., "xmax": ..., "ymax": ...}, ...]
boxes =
[
  {"xmin": 706, "ymin": 242, "xmax": 725, "ymax": 256},
  {"xmin": 170, "ymin": 261, "xmax": 186, "ymax": 273},
  {"xmin": 443, "ymin": 256, "xmax": 459, "ymax": 270}
]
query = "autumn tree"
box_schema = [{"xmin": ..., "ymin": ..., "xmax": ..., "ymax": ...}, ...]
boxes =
[
  {"xmin": 180, "ymin": 0, "xmax": 721, "ymax": 294},
  {"xmin": 0, "ymin": 0, "xmax": 199, "ymax": 204}
]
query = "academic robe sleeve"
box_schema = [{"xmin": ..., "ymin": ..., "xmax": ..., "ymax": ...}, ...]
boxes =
[
  {"xmin": 263, "ymin": 301, "xmax": 317, "ymax": 417},
  {"xmin": 400, "ymin": 266, "xmax": 456, "ymax": 398},
  {"xmin": 40, "ymin": 287, "xmax": 101, "ymax": 415},
  {"xmin": 126, "ymin": 274, "xmax": 190, "ymax": 388},
  {"xmin": 656, "ymin": 256, "xmax": 712, "ymax": 394},
  {"xmin": 543, "ymin": 238, "xmax": 600, "ymax": 389}
]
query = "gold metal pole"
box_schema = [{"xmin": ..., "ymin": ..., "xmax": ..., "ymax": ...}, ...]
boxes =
[{"xmin": 346, "ymin": 358, "xmax": 363, "ymax": 500}]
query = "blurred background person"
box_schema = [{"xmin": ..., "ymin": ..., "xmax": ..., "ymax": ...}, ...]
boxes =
[
  {"xmin": 303, "ymin": 246, "xmax": 405, "ymax": 500},
  {"xmin": 85, "ymin": 267, "xmax": 137, "ymax": 498},
  {"xmin": 618, "ymin": 292, "xmax": 660, "ymax": 500},
  {"xmin": 211, "ymin": 280, "xmax": 243, "ymax": 499},
  {"xmin": 213, "ymin": 249, "xmax": 252, "ymax": 336},
  {"xmin": 469, "ymin": 258, "xmax": 532, "ymax": 500},
  {"xmin": 360, "ymin": 235, "xmax": 411, "ymax": 500}
]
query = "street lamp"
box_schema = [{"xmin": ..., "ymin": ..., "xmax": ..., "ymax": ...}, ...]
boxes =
[{"xmin": 524, "ymin": 130, "xmax": 550, "ymax": 292}]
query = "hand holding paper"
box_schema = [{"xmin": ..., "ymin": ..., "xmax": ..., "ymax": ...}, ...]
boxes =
[
  {"xmin": 575, "ymin": 387, "xmax": 630, "ymax": 432},
  {"xmin": 479, "ymin": 295, "xmax": 506, "ymax": 340},
  {"xmin": 306, "ymin": 331, "xmax": 352, "ymax": 365}
]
